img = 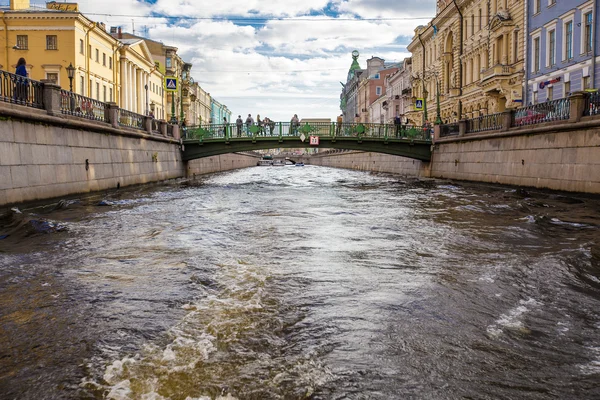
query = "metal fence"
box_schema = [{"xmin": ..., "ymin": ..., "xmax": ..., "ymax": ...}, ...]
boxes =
[
  {"xmin": 513, "ymin": 98, "xmax": 570, "ymax": 127},
  {"xmin": 118, "ymin": 109, "xmax": 145, "ymax": 130},
  {"xmin": 60, "ymin": 90, "xmax": 107, "ymax": 122},
  {"xmin": 0, "ymin": 70, "xmax": 44, "ymax": 109},
  {"xmin": 152, "ymin": 118, "xmax": 161, "ymax": 134},
  {"xmin": 186, "ymin": 122, "xmax": 431, "ymax": 141},
  {"xmin": 584, "ymin": 91, "xmax": 600, "ymax": 116},
  {"xmin": 440, "ymin": 123, "xmax": 460, "ymax": 137},
  {"xmin": 467, "ymin": 112, "xmax": 503, "ymax": 133}
]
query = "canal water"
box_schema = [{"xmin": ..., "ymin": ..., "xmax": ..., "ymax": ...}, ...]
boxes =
[{"xmin": 1, "ymin": 165, "xmax": 600, "ymax": 399}]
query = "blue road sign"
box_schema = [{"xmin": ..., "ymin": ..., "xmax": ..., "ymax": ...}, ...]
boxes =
[
  {"xmin": 165, "ymin": 76, "xmax": 178, "ymax": 92},
  {"xmin": 415, "ymin": 98, "xmax": 424, "ymax": 110}
]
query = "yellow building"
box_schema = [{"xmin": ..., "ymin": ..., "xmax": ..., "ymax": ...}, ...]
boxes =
[
  {"xmin": 407, "ymin": 0, "xmax": 525, "ymax": 124},
  {"xmin": 0, "ymin": 0, "xmax": 165, "ymax": 118}
]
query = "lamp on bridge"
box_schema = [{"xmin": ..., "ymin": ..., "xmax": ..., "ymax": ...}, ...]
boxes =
[{"xmin": 66, "ymin": 62, "xmax": 75, "ymax": 92}]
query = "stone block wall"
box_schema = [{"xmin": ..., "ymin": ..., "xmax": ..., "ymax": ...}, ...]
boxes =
[
  {"xmin": 0, "ymin": 119, "xmax": 184, "ymax": 206},
  {"xmin": 186, "ymin": 153, "xmax": 260, "ymax": 177},
  {"xmin": 431, "ymin": 125, "xmax": 600, "ymax": 193},
  {"xmin": 309, "ymin": 151, "xmax": 431, "ymax": 177}
]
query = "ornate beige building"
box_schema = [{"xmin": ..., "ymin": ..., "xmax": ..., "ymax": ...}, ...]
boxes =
[{"xmin": 407, "ymin": 0, "xmax": 525, "ymax": 124}]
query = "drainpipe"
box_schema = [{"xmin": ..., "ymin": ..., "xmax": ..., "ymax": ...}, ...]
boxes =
[
  {"xmin": 418, "ymin": 32, "xmax": 428, "ymax": 124},
  {"xmin": 452, "ymin": 0, "xmax": 464, "ymax": 118},
  {"xmin": 1, "ymin": 12, "xmax": 9, "ymax": 70},
  {"xmin": 523, "ymin": 0, "xmax": 529, "ymax": 106},
  {"xmin": 592, "ymin": 0, "xmax": 598, "ymax": 89}
]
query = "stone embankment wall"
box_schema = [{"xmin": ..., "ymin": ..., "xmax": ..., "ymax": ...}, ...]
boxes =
[
  {"xmin": 309, "ymin": 151, "xmax": 430, "ymax": 177},
  {"xmin": 431, "ymin": 119, "xmax": 600, "ymax": 194},
  {"xmin": 0, "ymin": 104, "xmax": 258, "ymax": 207}
]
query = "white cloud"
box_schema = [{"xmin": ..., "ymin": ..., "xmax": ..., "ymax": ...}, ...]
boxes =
[{"xmin": 28, "ymin": 0, "xmax": 432, "ymax": 121}]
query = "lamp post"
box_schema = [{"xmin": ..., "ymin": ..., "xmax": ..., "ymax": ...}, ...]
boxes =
[
  {"xmin": 144, "ymin": 84, "xmax": 148, "ymax": 116},
  {"xmin": 66, "ymin": 62, "xmax": 75, "ymax": 92}
]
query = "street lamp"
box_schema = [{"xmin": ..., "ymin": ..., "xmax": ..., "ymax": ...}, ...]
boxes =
[{"xmin": 66, "ymin": 62, "xmax": 75, "ymax": 92}]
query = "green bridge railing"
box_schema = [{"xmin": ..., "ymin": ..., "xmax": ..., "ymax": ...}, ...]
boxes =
[{"xmin": 183, "ymin": 122, "xmax": 432, "ymax": 142}]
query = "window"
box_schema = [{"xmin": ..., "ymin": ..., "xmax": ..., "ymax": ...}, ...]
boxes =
[
  {"xmin": 533, "ymin": 90, "xmax": 538, "ymax": 104},
  {"xmin": 102, "ymin": 53, "xmax": 106, "ymax": 66},
  {"xmin": 583, "ymin": 76, "xmax": 591, "ymax": 90},
  {"xmin": 373, "ymin": 73, "xmax": 380, "ymax": 79},
  {"xmin": 166, "ymin": 57, "xmax": 172, "ymax": 68},
  {"xmin": 109, "ymin": 57, "xmax": 113, "ymax": 70},
  {"xmin": 95, "ymin": 49, "xmax": 99, "ymax": 62},
  {"xmin": 547, "ymin": 86, "xmax": 553, "ymax": 101},
  {"xmin": 16, "ymin": 35, "xmax": 28, "ymax": 50},
  {"xmin": 46, "ymin": 72, "xmax": 58, "ymax": 84},
  {"xmin": 46, "ymin": 35, "xmax": 58, "ymax": 50},
  {"xmin": 80, "ymin": 76, "xmax": 84, "ymax": 95},
  {"xmin": 565, "ymin": 81, "xmax": 570, "ymax": 95},
  {"xmin": 565, "ymin": 21, "xmax": 573, "ymax": 60},
  {"xmin": 80, "ymin": 39, "xmax": 84, "ymax": 54},
  {"xmin": 584, "ymin": 12, "xmax": 593, "ymax": 53},
  {"xmin": 103, "ymin": 85, "xmax": 107, "ymax": 102},
  {"xmin": 478, "ymin": 9, "xmax": 482, "ymax": 31},
  {"xmin": 548, "ymin": 29, "xmax": 555, "ymax": 66},
  {"xmin": 89, "ymin": 79, "xmax": 92, "ymax": 96},
  {"xmin": 109, "ymin": 88, "xmax": 113, "ymax": 102},
  {"xmin": 548, "ymin": 0, "xmax": 555, "ymax": 6},
  {"xmin": 376, "ymin": 86, "xmax": 382, "ymax": 95},
  {"xmin": 96, "ymin": 82, "xmax": 100, "ymax": 100},
  {"xmin": 89, "ymin": 45, "xmax": 92, "ymax": 59},
  {"xmin": 533, "ymin": 37, "xmax": 540, "ymax": 72},
  {"xmin": 534, "ymin": 0, "xmax": 541, "ymax": 13}
]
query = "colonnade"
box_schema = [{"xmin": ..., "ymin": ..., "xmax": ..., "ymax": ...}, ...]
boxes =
[{"xmin": 120, "ymin": 58, "xmax": 150, "ymax": 115}]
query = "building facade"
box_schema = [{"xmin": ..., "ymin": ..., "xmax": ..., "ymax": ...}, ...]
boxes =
[
  {"xmin": 339, "ymin": 50, "xmax": 364, "ymax": 123},
  {"xmin": 526, "ymin": 0, "xmax": 598, "ymax": 104},
  {"xmin": 407, "ymin": 0, "xmax": 526, "ymax": 124},
  {"xmin": 210, "ymin": 98, "xmax": 231, "ymax": 124},
  {"xmin": 384, "ymin": 57, "xmax": 412, "ymax": 124}
]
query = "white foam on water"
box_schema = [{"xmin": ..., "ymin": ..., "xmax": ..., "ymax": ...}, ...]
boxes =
[
  {"xmin": 486, "ymin": 298, "xmax": 542, "ymax": 338},
  {"xmin": 578, "ymin": 346, "xmax": 600, "ymax": 375}
]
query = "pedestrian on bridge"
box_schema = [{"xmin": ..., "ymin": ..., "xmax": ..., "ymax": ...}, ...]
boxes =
[
  {"xmin": 245, "ymin": 114, "xmax": 254, "ymax": 136},
  {"xmin": 291, "ymin": 114, "xmax": 299, "ymax": 135},
  {"xmin": 336, "ymin": 114, "xmax": 343, "ymax": 136},
  {"xmin": 236, "ymin": 115, "xmax": 243, "ymax": 137},
  {"xmin": 257, "ymin": 114, "xmax": 263, "ymax": 135}
]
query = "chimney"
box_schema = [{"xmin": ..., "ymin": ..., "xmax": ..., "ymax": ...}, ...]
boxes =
[
  {"xmin": 10, "ymin": 0, "xmax": 30, "ymax": 10},
  {"xmin": 118, "ymin": 27, "xmax": 122, "ymax": 39}
]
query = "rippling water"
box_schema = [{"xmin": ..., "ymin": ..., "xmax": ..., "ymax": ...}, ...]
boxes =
[{"xmin": 1, "ymin": 165, "xmax": 600, "ymax": 399}]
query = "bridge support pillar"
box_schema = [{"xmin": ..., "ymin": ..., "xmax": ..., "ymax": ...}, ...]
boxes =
[
  {"xmin": 501, "ymin": 110, "xmax": 513, "ymax": 132},
  {"xmin": 41, "ymin": 81, "xmax": 61, "ymax": 117},
  {"xmin": 458, "ymin": 119, "xmax": 467, "ymax": 136},
  {"xmin": 172, "ymin": 124, "xmax": 180, "ymax": 140},
  {"xmin": 569, "ymin": 92, "xmax": 587, "ymax": 123},
  {"xmin": 144, "ymin": 115, "xmax": 153, "ymax": 134},
  {"xmin": 106, "ymin": 102, "xmax": 119, "ymax": 129},
  {"xmin": 159, "ymin": 120, "xmax": 168, "ymax": 136}
]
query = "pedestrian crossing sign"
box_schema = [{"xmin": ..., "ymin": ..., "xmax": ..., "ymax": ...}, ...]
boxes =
[
  {"xmin": 415, "ymin": 98, "xmax": 424, "ymax": 110},
  {"xmin": 165, "ymin": 76, "xmax": 178, "ymax": 92}
]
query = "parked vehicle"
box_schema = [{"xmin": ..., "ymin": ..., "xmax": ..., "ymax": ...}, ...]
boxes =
[{"xmin": 514, "ymin": 109, "xmax": 547, "ymax": 125}]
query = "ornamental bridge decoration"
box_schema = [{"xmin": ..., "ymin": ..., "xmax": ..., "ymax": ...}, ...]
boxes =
[{"xmin": 182, "ymin": 122, "xmax": 433, "ymax": 161}]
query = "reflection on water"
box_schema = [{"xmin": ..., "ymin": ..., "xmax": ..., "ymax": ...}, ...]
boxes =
[{"xmin": 1, "ymin": 166, "xmax": 600, "ymax": 399}]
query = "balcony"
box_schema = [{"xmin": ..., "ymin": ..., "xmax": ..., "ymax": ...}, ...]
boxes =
[
  {"xmin": 401, "ymin": 88, "xmax": 411, "ymax": 96},
  {"xmin": 481, "ymin": 64, "xmax": 514, "ymax": 82}
]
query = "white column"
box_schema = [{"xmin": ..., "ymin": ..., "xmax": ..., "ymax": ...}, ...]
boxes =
[{"xmin": 120, "ymin": 59, "xmax": 126, "ymax": 108}]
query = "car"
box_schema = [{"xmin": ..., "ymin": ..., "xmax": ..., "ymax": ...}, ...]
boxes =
[{"xmin": 514, "ymin": 109, "xmax": 547, "ymax": 125}]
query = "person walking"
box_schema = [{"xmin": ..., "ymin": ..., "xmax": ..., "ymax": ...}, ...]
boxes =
[
  {"xmin": 245, "ymin": 113, "xmax": 254, "ymax": 136},
  {"xmin": 336, "ymin": 114, "xmax": 343, "ymax": 135},
  {"xmin": 222, "ymin": 117, "xmax": 228, "ymax": 137},
  {"xmin": 14, "ymin": 57, "xmax": 28, "ymax": 103},
  {"xmin": 236, "ymin": 115, "xmax": 243, "ymax": 137},
  {"xmin": 256, "ymin": 114, "xmax": 263, "ymax": 135},
  {"xmin": 291, "ymin": 114, "xmax": 299, "ymax": 135},
  {"xmin": 394, "ymin": 114, "xmax": 401, "ymax": 138}
]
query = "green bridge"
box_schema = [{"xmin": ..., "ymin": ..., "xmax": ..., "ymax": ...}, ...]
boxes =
[{"xmin": 182, "ymin": 122, "xmax": 433, "ymax": 161}]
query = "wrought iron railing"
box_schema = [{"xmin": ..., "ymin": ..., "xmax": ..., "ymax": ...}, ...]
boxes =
[
  {"xmin": 60, "ymin": 90, "xmax": 107, "ymax": 121},
  {"xmin": 440, "ymin": 123, "xmax": 460, "ymax": 137},
  {"xmin": 185, "ymin": 122, "xmax": 432, "ymax": 141},
  {"xmin": 0, "ymin": 70, "xmax": 44, "ymax": 109},
  {"xmin": 467, "ymin": 112, "xmax": 503, "ymax": 133},
  {"xmin": 118, "ymin": 109, "xmax": 144, "ymax": 130},
  {"xmin": 513, "ymin": 98, "xmax": 570, "ymax": 127},
  {"xmin": 584, "ymin": 91, "xmax": 600, "ymax": 116}
]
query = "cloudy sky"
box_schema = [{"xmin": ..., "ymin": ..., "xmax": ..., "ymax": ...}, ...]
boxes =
[{"xmin": 29, "ymin": 0, "xmax": 436, "ymax": 121}]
